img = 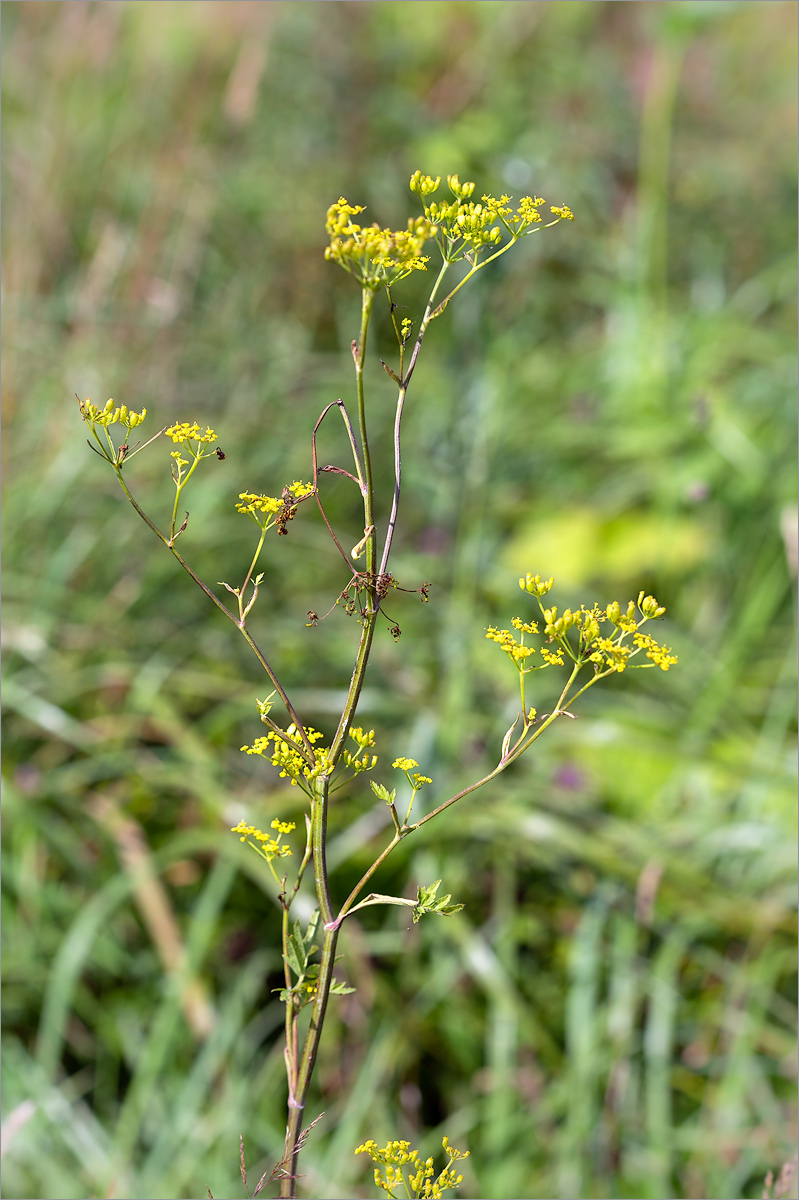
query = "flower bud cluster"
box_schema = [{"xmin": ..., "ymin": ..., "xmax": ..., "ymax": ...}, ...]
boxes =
[
  {"xmin": 343, "ymin": 726, "xmax": 378, "ymax": 774},
  {"xmin": 80, "ymin": 397, "xmax": 147, "ymax": 429},
  {"xmin": 520, "ymin": 572, "xmax": 554, "ymax": 596},
  {"xmin": 605, "ymin": 599, "xmax": 638, "ymax": 632},
  {"xmin": 409, "ymin": 171, "xmax": 441, "ymax": 197},
  {"xmin": 638, "ymin": 592, "xmax": 667, "ymax": 618}
]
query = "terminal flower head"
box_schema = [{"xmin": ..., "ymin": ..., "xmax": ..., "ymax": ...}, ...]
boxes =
[{"xmin": 325, "ymin": 197, "xmax": 436, "ymax": 290}]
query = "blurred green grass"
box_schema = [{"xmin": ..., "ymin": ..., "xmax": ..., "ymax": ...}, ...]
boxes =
[{"xmin": 1, "ymin": 2, "xmax": 796, "ymax": 1198}]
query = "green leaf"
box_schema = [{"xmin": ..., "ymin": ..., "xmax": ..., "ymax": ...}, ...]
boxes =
[
  {"xmin": 302, "ymin": 910, "xmax": 321, "ymax": 951},
  {"xmin": 412, "ymin": 880, "xmax": 464, "ymax": 923},
  {"xmin": 370, "ymin": 781, "xmax": 396, "ymax": 804},
  {"xmin": 282, "ymin": 941, "xmax": 304, "ymax": 980},
  {"xmin": 330, "ymin": 978, "xmax": 356, "ymax": 996}
]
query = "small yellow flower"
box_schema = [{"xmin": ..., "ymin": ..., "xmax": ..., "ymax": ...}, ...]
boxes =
[
  {"xmin": 589, "ymin": 638, "xmax": 631, "ymax": 673},
  {"xmin": 540, "ymin": 647, "xmax": 565, "ymax": 667},
  {"xmin": 486, "ymin": 626, "xmax": 535, "ymax": 662},
  {"xmin": 165, "ymin": 422, "xmax": 217, "ymax": 445},
  {"xmin": 392, "ymin": 757, "xmax": 418, "ymax": 771},
  {"xmin": 633, "ymin": 632, "xmax": 678, "ymax": 670},
  {"xmin": 229, "ymin": 819, "xmax": 293, "ymax": 861}
]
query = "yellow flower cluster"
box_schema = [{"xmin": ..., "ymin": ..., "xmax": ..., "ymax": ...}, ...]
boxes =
[
  {"xmin": 236, "ymin": 493, "xmax": 284, "ymax": 516},
  {"xmin": 230, "ymin": 817, "xmax": 295, "ymax": 861},
  {"xmin": 519, "ymin": 572, "xmax": 554, "ymax": 597},
  {"xmin": 391, "ymin": 757, "xmax": 433, "ymax": 791},
  {"xmin": 324, "ymin": 197, "xmax": 436, "ymax": 290},
  {"xmin": 241, "ymin": 724, "xmax": 330, "ymax": 788},
  {"xmin": 485, "ymin": 626, "xmax": 536, "ymax": 663},
  {"xmin": 80, "ymin": 398, "xmax": 147, "ymax": 429},
  {"xmin": 236, "ymin": 481, "xmax": 313, "ymax": 516},
  {"xmin": 235, "ymin": 480, "xmax": 313, "ymax": 541},
  {"xmin": 492, "ymin": 576, "xmax": 677, "ymax": 678},
  {"xmin": 541, "ymin": 603, "xmax": 602, "ymax": 641},
  {"xmin": 587, "ymin": 637, "xmax": 631, "ymax": 673},
  {"xmin": 409, "ymin": 171, "xmax": 574, "ymax": 257},
  {"xmin": 325, "ymin": 173, "xmax": 574, "ymax": 286},
  {"xmin": 540, "ymin": 646, "xmax": 565, "ymax": 666},
  {"xmin": 165, "ymin": 422, "xmax": 217, "ymax": 445},
  {"xmin": 392, "ymin": 757, "xmax": 418, "ymax": 771},
  {"xmin": 356, "ymin": 1137, "xmax": 469, "ymax": 1200},
  {"xmin": 343, "ymin": 726, "xmax": 378, "ymax": 774},
  {"xmin": 634, "ymin": 630, "xmax": 678, "ymax": 671}
]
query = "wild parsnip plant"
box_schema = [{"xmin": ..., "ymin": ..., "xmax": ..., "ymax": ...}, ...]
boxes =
[{"xmin": 79, "ymin": 173, "xmax": 675, "ymax": 1199}]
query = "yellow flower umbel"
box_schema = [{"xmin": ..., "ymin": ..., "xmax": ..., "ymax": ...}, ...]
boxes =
[
  {"xmin": 243, "ymin": 719, "xmax": 384, "ymax": 800},
  {"xmin": 343, "ymin": 727, "xmax": 379, "ymax": 775},
  {"xmin": 80, "ymin": 397, "xmax": 148, "ymax": 430},
  {"xmin": 165, "ymin": 421, "xmax": 217, "ymax": 446},
  {"xmin": 325, "ymin": 198, "xmax": 436, "ymax": 290},
  {"xmin": 230, "ymin": 817, "xmax": 296, "ymax": 885},
  {"xmin": 392, "ymin": 757, "xmax": 433, "ymax": 825},
  {"xmin": 241, "ymin": 725, "xmax": 331, "ymax": 795},
  {"xmin": 409, "ymin": 170, "xmax": 574, "ymax": 265},
  {"xmin": 486, "ymin": 576, "xmax": 677, "ymax": 742},
  {"xmin": 356, "ymin": 1136, "xmax": 469, "ymax": 1200},
  {"xmin": 79, "ymin": 397, "xmax": 152, "ymax": 467},
  {"xmin": 235, "ymin": 481, "xmax": 313, "ymax": 534},
  {"xmin": 158, "ymin": 419, "xmax": 221, "ymax": 543},
  {"xmin": 220, "ymin": 481, "xmax": 315, "ymax": 627}
]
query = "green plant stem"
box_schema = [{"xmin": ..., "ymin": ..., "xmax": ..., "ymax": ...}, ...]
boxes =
[
  {"xmin": 238, "ymin": 524, "xmax": 269, "ymax": 621},
  {"xmin": 377, "ymin": 259, "xmax": 449, "ymax": 577},
  {"xmin": 312, "ymin": 401, "xmax": 367, "ymax": 572},
  {"xmin": 503, "ymin": 661, "xmax": 582, "ymax": 765},
  {"xmin": 281, "ymin": 906, "xmax": 299, "ymax": 1109},
  {"xmin": 170, "ymin": 453, "xmax": 205, "ymax": 540},
  {"xmin": 336, "ymin": 832, "xmax": 403, "ymax": 925},
  {"xmin": 424, "ymin": 218, "xmax": 563, "ymax": 324},
  {"xmin": 356, "ymin": 288, "xmax": 377, "ymax": 586},
  {"xmin": 280, "ymin": 922, "xmax": 340, "ymax": 1198},
  {"xmin": 281, "ymin": 291, "xmax": 381, "ymax": 1196},
  {"xmin": 329, "ymin": 293, "xmax": 379, "ymax": 764},
  {"xmin": 279, "ymin": 777, "xmax": 337, "ymax": 1195}
]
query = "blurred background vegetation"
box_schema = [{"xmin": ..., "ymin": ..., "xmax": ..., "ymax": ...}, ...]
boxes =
[{"xmin": 2, "ymin": 2, "xmax": 796, "ymax": 1198}]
